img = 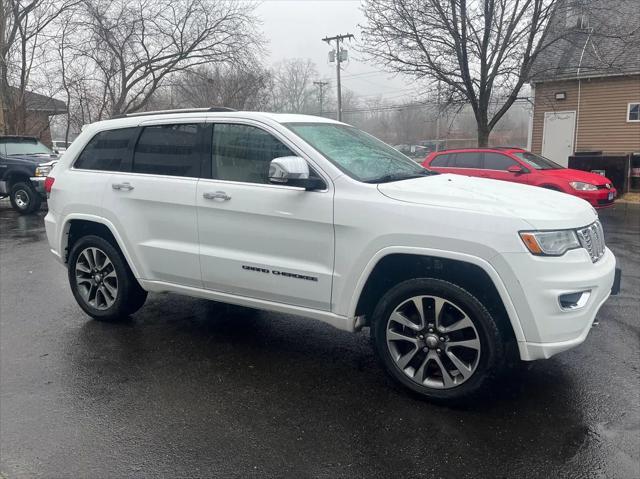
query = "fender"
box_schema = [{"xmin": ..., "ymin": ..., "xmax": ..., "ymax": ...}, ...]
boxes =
[
  {"xmin": 59, "ymin": 213, "xmax": 142, "ymax": 279},
  {"xmin": 2, "ymin": 166, "xmax": 34, "ymax": 183},
  {"xmin": 347, "ymin": 246, "xmax": 527, "ymax": 344}
]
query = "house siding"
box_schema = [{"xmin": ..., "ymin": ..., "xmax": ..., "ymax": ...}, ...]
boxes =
[
  {"xmin": 1, "ymin": 110, "xmax": 54, "ymax": 147},
  {"xmin": 531, "ymin": 74, "xmax": 640, "ymax": 156}
]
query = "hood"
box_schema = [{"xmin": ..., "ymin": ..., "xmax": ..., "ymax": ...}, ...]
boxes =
[
  {"xmin": 377, "ymin": 174, "xmax": 597, "ymax": 230},
  {"xmin": 540, "ymin": 168, "xmax": 613, "ymax": 186},
  {"xmin": 2, "ymin": 153, "xmax": 58, "ymax": 165}
]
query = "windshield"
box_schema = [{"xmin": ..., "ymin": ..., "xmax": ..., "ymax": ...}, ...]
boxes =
[
  {"xmin": 513, "ymin": 151, "xmax": 563, "ymax": 170},
  {"xmin": 286, "ymin": 123, "xmax": 434, "ymax": 183},
  {"xmin": 1, "ymin": 139, "xmax": 53, "ymax": 156}
]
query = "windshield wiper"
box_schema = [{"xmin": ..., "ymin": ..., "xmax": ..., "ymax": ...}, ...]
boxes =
[{"xmin": 364, "ymin": 170, "xmax": 437, "ymax": 184}]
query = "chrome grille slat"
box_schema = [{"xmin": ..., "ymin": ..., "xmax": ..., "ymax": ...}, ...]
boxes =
[{"xmin": 577, "ymin": 220, "xmax": 606, "ymax": 263}]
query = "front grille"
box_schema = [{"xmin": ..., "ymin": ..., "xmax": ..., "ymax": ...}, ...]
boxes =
[
  {"xmin": 576, "ymin": 221, "xmax": 606, "ymax": 263},
  {"xmin": 596, "ymin": 184, "xmax": 612, "ymax": 190}
]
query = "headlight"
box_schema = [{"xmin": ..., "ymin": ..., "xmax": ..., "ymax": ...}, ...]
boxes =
[
  {"xmin": 519, "ymin": 230, "xmax": 581, "ymax": 256},
  {"xmin": 34, "ymin": 165, "xmax": 51, "ymax": 177},
  {"xmin": 570, "ymin": 181, "xmax": 598, "ymax": 191},
  {"xmin": 35, "ymin": 161, "xmax": 56, "ymax": 177}
]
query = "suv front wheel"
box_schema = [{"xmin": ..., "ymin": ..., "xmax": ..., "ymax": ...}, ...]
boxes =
[
  {"xmin": 68, "ymin": 235, "xmax": 147, "ymax": 321},
  {"xmin": 371, "ymin": 278, "xmax": 506, "ymax": 403}
]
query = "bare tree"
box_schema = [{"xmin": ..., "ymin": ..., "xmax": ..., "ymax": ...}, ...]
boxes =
[
  {"xmin": 270, "ymin": 58, "xmax": 319, "ymax": 113},
  {"xmin": 1, "ymin": 0, "xmax": 78, "ymax": 134},
  {"xmin": 360, "ymin": 0, "xmax": 561, "ymax": 146},
  {"xmin": 174, "ymin": 65, "xmax": 272, "ymax": 111},
  {"xmin": 75, "ymin": 0, "xmax": 261, "ymax": 117}
]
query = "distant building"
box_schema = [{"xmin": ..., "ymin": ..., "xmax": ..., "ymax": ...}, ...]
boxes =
[
  {"xmin": 527, "ymin": 0, "xmax": 640, "ymax": 167},
  {"xmin": 0, "ymin": 88, "xmax": 67, "ymax": 147}
]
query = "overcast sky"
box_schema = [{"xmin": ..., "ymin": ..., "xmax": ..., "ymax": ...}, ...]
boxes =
[{"xmin": 255, "ymin": 0, "xmax": 415, "ymax": 101}]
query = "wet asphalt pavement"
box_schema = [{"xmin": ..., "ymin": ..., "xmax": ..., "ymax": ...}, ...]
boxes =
[{"xmin": 0, "ymin": 200, "xmax": 638, "ymax": 479}]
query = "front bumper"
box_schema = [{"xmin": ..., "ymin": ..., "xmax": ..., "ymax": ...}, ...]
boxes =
[
  {"xmin": 494, "ymin": 247, "xmax": 617, "ymax": 360},
  {"xmin": 572, "ymin": 187, "xmax": 617, "ymax": 208},
  {"xmin": 30, "ymin": 176, "xmax": 47, "ymax": 197}
]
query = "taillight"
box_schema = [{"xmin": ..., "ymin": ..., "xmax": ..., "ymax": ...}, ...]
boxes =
[{"xmin": 44, "ymin": 176, "xmax": 55, "ymax": 194}]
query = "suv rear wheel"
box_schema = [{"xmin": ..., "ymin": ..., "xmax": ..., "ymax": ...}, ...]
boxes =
[
  {"xmin": 370, "ymin": 278, "xmax": 506, "ymax": 403},
  {"xmin": 68, "ymin": 235, "xmax": 147, "ymax": 321},
  {"xmin": 9, "ymin": 181, "xmax": 41, "ymax": 214}
]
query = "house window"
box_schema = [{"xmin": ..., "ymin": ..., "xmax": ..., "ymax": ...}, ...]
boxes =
[
  {"xmin": 565, "ymin": 2, "xmax": 589, "ymax": 29},
  {"xmin": 628, "ymin": 103, "xmax": 640, "ymax": 122}
]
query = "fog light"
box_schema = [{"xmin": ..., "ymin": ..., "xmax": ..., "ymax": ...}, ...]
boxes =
[{"xmin": 559, "ymin": 290, "xmax": 591, "ymax": 310}]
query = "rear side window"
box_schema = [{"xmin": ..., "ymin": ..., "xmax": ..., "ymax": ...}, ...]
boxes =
[
  {"xmin": 212, "ymin": 123, "xmax": 294, "ymax": 184},
  {"xmin": 483, "ymin": 152, "xmax": 518, "ymax": 170},
  {"xmin": 74, "ymin": 128, "xmax": 137, "ymax": 171},
  {"xmin": 133, "ymin": 124, "xmax": 203, "ymax": 177},
  {"xmin": 452, "ymin": 152, "xmax": 482, "ymax": 168},
  {"xmin": 430, "ymin": 154, "xmax": 451, "ymax": 167}
]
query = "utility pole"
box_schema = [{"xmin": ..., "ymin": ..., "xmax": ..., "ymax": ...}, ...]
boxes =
[
  {"xmin": 434, "ymin": 80, "xmax": 442, "ymax": 151},
  {"xmin": 313, "ymin": 81, "xmax": 329, "ymax": 116},
  {"xmin": 322, "ymin": 33, "xmax": 354, "ymax": 122}
]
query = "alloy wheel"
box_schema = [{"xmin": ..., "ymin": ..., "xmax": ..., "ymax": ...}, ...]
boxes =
[
  {"xmin": 385, "ymin": 295, "xmax": 481, "ymax": 389},
  {"xmin": 75, "ymin": 247, "xmax": 118, "ymax": 310}
]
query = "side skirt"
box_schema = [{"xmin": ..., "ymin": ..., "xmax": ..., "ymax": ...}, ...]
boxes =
[{"xmin": 139, "ymin": 279, "xmax": 356, "ymax": 332}]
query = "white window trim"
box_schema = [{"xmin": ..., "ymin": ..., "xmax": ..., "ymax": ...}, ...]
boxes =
[{"xmin": 627, "ymin": 102, "xmax": 640, "ymax": 123}]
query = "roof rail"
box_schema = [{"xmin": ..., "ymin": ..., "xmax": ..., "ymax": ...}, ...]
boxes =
[{"xmin": 111, "ymin": 107, "xmax": 236, "ymax": 119}]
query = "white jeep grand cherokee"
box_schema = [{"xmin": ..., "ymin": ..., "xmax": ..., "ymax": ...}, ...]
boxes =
[{"xmin": 44, "ymin": 108, "xmax": 620, "ymax": 402}]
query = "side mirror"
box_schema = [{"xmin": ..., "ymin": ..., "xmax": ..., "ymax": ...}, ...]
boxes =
[
  {"xmin": 269, "ymin": 156, "xmax": 324, "ymax": 190},
  {"xmin": 507, "ymin": 165, "xmax": 527, "ymax": 174}
]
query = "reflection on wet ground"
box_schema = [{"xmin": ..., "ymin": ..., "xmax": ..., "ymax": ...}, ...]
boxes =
[{"xmin": 1, "ymin": 200, "xmax": 638, "ymax": 478}]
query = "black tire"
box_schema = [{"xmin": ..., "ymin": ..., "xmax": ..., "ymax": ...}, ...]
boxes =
[
  {"xmin": 68, "ymin": 235, "xmax": 147, "ymax": 321},
  {"xmin": 370, "ymin": 278, "xmax": 506, "ymax": 404},
  {"xmin": 9, "ymin": 181, "xmax": 41, "ymax": 214}
]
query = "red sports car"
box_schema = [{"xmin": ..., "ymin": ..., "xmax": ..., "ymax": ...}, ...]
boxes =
[{"xmin": 422, "ymin": 148, "xmax": 617, "ymax": 208}]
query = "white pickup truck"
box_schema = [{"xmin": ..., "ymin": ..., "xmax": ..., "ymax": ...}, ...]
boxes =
[{"xmin": 43, "ymin": 108, "xmax": 620, "ymax": 402}]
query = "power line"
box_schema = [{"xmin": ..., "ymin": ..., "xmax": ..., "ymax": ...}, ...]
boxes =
[
  {"xmin": 341, "ymin": 70, "xmax": 386, "ymax": 79},
  {"xmin": 319, "ymin": 96, "xmax": 532, "ymax": 115}
]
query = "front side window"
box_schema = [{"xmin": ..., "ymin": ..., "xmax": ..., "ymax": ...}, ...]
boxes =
[
  {"xmin": 513, "ymin": 151, "xmax": 563, "ymax": 170},
  {"xmin": 482, "ymin": 152, "xmax": 518, "ymax": 170},
  {"xmin": 628, "ymin": 103, "xmax": 640, "ymax": 122},
  {"xmin": 133, "ymin": 124, "xmax": 203, "ymax": 177},
  {"xmin": 212, "ymin": 124, "xmax": 294, "ymax": 184},
  {"xmin": 74, "ymin": 128, "xmax": 137, "ymax": 171},
  {"xmin": 286, "ymin": 123, "xmax": 432, "ymax": 183}
]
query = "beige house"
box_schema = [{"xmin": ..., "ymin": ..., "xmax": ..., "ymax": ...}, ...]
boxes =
[
  {"xmin": 0, "ymin": 88, "xmax": 66, "ymax": 147},
  {"xmin": 528, "ymin": 0, "xmax": 640, "ymax": 168}
]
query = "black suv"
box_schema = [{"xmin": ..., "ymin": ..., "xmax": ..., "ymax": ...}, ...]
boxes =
[{"xmin": 0, "ymin": 136, "xmax": 58, "ymax": 214}]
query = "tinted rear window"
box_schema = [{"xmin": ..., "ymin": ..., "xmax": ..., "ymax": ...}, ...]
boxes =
[
  {"xmin": 452, "ymin": 152, "xmax": 482, "ymax": 168},
  {"xmin": 132, "ymin": 124, "xmax": 203, "ymax": 177},
  {"xmin": 430, "ymin": 154, "xmax": 451, "ymax": 167},
  {"xmin": 74, "ymin": 128, "xmax": 137, "ymax": 171}
]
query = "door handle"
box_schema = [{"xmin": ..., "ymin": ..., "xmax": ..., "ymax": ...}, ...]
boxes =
[
  {"xmin": 112, "ymin": 182, "xmax": 134, "ymax": 191},
  {"xmin": 203, "ymin": 191, "xmax": 231, "ymax": 201}
]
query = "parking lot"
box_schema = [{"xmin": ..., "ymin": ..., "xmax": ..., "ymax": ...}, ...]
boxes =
[{"xmin": 0, "ymin": 201, "xmax": 638, "ymax": 478}]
